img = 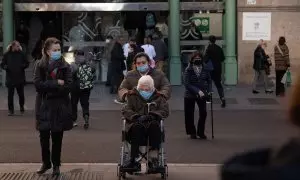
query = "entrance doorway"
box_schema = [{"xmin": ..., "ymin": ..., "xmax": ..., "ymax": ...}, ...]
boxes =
[{"xmin": 15, "ymin": 12, "xmax": 62, "ymax": 83}]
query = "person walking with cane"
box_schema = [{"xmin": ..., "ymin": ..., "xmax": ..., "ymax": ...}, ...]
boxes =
[{"xmin": 184, "ymin": 52, "xmax": 211, "ymax": 140}]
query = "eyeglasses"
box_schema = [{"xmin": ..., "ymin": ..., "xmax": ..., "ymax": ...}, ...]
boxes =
[{"xmin": 135, "ymin": 61, "xmax": 148, "ymax": 66}]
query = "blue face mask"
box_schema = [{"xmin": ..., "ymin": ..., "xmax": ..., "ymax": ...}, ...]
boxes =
[
  {"xmin": 139, "ymin": 90, "xmax": 154, "ymax": 100},
  {"xmin": 137, "ymin": 64, "xmax": 149, "ymax": 73},
  {"xmin": 50, "ymin": 51, "xmax": 61, "ymax": 61}
]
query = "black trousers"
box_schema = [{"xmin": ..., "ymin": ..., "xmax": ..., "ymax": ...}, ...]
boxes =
[
  {"xmin": 111, "ymin": 71, "xmax": 124, "ymax": 93},
  {"xmin": 7, "ymin": 85, "xmax": 25, "ymax": 112},
  {"xmin": 276, "ymin": 70, "xmax": 286, "ymax": 96},
  {"xmin": 211, "ymin": 71, "xmax": 224, "ymax": 99},
  {"xmin": 39, "ymin": 130, "xmax": 64, "ymax": 166},
  {"xmin": 71, "ymin": 88, "xmax": 91, "ymax": 122},
  {"xmin": 129, "ymin": 121, "xmax": 161, "ymax": 161},
  {"xmin": 184, "ymin": 97, "xmax": 207, "ymax": 136},
  {"xmin": 106, "ymin": 62, "xmax": 113, "ymax": 86}
]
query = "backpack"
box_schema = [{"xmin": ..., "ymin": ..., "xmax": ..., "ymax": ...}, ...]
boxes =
[
  {"xmin": 77, "ymin": 64, "xmax": 94, "ymax": 89},
  {"xmin": 146, "ymin": 13, "xmax": 156, "ymax": 28}
]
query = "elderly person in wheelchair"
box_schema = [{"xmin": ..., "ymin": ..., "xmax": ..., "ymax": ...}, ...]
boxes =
[{"xmin": 121, "ymin": 75, "xmax": 169, "ymax": 172}]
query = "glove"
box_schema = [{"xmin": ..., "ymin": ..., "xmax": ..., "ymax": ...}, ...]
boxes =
[
  {"xmin": 137, "ymin": 115, "xmax": 148, "ymax": 123},
  {"xmin": 148, "ymin": 113, "xmax": 159, "ymax": 121},
  {"xmin": 198, "ymin": 90, "xmax": 205, "ymax": 97}
]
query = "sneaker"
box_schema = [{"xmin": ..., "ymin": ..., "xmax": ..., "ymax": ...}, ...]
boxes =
[
  {"xmin": 198, "ymin": 134, "xmax": 207, "ymax": 140},
  {"xmin": 252, "ymin": 90, "xmax": 260, "ymax": 94},
  {"xmin": 8, "ymin": 111, "xmax": 14, "ymax": 116},
  {"xmin": 221, "ymin": 99, "xmax": 226, "ymax": 108},
  {"xmin": 73, "ymin": 122, "xmax": 78, "ymax": 127},
  {"xmin": 83, "ymin": 115, "xmax": 89, "ymax": 130}
]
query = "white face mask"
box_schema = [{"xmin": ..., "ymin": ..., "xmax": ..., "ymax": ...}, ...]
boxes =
[{"xmin": 105, "ymin": 39, "xmax": 111, "ymax": 44}]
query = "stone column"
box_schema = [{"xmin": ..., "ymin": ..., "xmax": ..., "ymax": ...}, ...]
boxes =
[
  {"xmin": 168, "ymin": 0, "xmax": 181, "ymax": 85},
  {"xmin": 2, "ymin": 0, "xmax": 14, "ymax": 87},
  {"xmin": 224, "ymin": 0, "xmax": 238, "ymax": 85}
]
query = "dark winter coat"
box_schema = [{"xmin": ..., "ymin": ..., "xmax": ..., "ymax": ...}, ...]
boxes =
[
  {"xmin": 122, "ymin": 88, "xmax": 169, "ymax": 132},
  {"xmin": 221, "ymin": 138, "xmax": 300, "ymax": 180},
  {"xmin": 253, "ymin": 46, "xmax": 269, "ymax": 71},
  {"xmin": 0, "ymin": 51, "xmax": 29, "ymax": 87},
  {"xmin": 111, "ymin": 42, "xmax": 126, "ymax": 73},
  {"xmin": 204, "ymin": 43, "xmax": 225, "ymax": 74},
  {"xmin": 152, "ymin": 39, "xmax": 168, "ymax": 61},
  {"xmin": 118, "ymin": 68, "xmax": 171, "ymax": 101},
  {"xmin": 184, "ymin": 63, "xmax": 211, "ymax": 99},
  {"xmin": 34, "ymin": 58, "xmax": 73, "ymax": 132}
]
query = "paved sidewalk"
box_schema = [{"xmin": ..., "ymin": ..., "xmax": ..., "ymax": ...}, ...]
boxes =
[
  {"xmin": 0, "ymin": 84, "xmax": 289, "ymax": 111},
  {"xmin": 0, "ymin": 163, "xmax": 219, "ymax": 180}
]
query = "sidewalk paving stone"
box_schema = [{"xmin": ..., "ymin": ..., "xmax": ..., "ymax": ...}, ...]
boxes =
[{"xmin": 0, "ymin": 164, "xmax": 219, "ymax": 180}]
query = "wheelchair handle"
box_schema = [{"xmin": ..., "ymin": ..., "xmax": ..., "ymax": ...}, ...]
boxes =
[{"xmin": 147, "ymin": 102, "xmax": 157, "ymax": 114}]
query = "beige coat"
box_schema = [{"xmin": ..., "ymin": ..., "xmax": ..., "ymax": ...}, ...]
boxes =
[{"xmin": 118, "ymin": 68, "xmax": 171, "ymax": 101}]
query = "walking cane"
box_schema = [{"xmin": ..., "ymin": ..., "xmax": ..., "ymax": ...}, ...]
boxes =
[{"xmin": 210, "ymin": 93, "xmax": 214, "ymax": 139}]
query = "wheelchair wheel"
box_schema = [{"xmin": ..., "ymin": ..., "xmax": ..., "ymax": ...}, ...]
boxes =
[
  {"xmin": 161, "ymin": 165, "xmax": 168, "ymax": 180},
  {"xmin": 161, "ymin": 173, "xmax": 167, "ymax": 180},
  {"xmin": 117, "ymin": 165, "xmax": 126, "ymax": 179}
]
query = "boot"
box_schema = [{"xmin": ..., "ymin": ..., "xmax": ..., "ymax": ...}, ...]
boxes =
[
  {"xmin": 52, "ymin": 166, "xmax": 60, "ymax": 176},
  {"xmin": 37, "ymin": 163, "xmax": 52, "ymax": 174},
  {"xmin": 221, "ymin": 98, "xmax": 226, "ymax": 108},
  {"xmin": 84, "ymin": 115, "xmax": 89, "ymax": 130},
  {"xmin": 20, "ymin": 106, "xmax": 25, "ymax": 115}
]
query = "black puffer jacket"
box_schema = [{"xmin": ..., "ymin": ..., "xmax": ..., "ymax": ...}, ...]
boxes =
[
  {"xmin": 184, "ymin": 63, "xmax": 211, "ymax": 99},
  {"xmin": 221, "ymin": 138, "xmax": 300, "ymax": 180},
  {"xmin": 34, "ymin": 58, "xmax": 73, "ymax": 132},
  {"xmin": 0, "ymin": 50, "xmax": 29, "ymax": 87}
]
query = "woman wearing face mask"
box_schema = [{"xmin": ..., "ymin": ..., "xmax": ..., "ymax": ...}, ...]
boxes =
[
  {"xmin": 1, "ymin": 40, "xmax": 29, "ymax": 116},
  {"xmin": 119, "ymin": 52, "xmax": 171, "ymax": 103},
  {"xmin": 184, "ymin": 52, "xmax": 211, "ymax": 139},
  {"xmin": 34, "ymin": 37, "xmax": 73, "ymax": 176},
  {"xmin": 122, "ymin": 75, "xmax": 169, "ymax": 171}
]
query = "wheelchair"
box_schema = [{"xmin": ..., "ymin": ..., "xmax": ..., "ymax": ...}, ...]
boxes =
[{"xmin": 117, "ymin": 117, "xmax": 168, "ymax": 180}]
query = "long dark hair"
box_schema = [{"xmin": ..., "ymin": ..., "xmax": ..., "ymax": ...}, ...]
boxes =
[{"xmin": 40, "ymin": 37, "xmax": 62, "ymax": 67}]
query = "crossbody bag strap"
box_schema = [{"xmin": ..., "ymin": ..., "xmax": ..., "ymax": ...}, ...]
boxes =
[{"xmin": 276, "ymin": 44, "xmax": 284, "ymax": 56}]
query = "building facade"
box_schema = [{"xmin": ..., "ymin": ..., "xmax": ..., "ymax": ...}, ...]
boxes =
[
  {"xmin": 237, "ymin": 0, "xmax": 300, "ymax": 84},
  {"xmin": 0, "ymin": 0, "xmax": 238, "ymax": 86}
]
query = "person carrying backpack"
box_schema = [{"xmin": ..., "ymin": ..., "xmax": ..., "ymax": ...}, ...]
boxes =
[{"xmin": 70, "ymin": 50, "xmax": 95, "ymax": 129}]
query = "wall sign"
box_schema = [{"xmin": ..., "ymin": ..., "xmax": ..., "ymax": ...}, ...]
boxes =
[
  {"xmin": 242, "ymin": 12, "xmax": 271, "ymax": 41},
  {"xmin": 190, "ymin": 17, "xmax": 210, "ymax": 34},
  {"xmin": 247, "ymin": 0, "xmax": 256, "ymax": 5}
]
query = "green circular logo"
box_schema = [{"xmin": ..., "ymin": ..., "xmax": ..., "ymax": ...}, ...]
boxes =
[{"xmin": 202, "ymin": 19, "xmax": 209, "ymax": 26}]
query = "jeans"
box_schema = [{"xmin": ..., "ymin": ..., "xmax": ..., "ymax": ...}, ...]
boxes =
[
  {"xmin": 39, "ymin": 130, "xmax": 64, "ymax": 166},
  {"xmin": 252, "ymin": 70, "xmax": 269, "ymax": 91},
  {"xmin": 184, "ymin": 97, "xmax": 207, "ymax": 136},
  {"xmin": 7, "ymin": 85, "xmax": 25, "ymax": 112},
  {"xmin": 71, "ymin": 88, "xmax": 91, "ymax": 122}
]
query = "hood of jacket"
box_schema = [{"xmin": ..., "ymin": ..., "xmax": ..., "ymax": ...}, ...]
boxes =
[{"xmin": 221, "ymin": 138, "xmax": 300, "ymax": 180}]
